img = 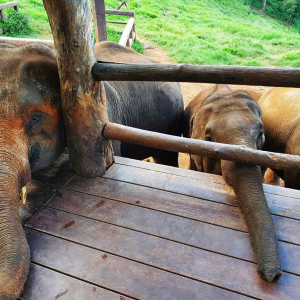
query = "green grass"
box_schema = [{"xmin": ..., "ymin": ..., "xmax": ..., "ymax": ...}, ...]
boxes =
[
  {"xmin": 106, "ymin": 0, "xmax": 300, "ymax": 67},
  {"xmin": 1, "ymin": 0, "xmax": 300, "ymax": 66}
]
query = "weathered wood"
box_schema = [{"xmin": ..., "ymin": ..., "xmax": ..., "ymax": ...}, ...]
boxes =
[
  {"xmin": 0, "ymin": 1, "xmax": 18, "ymax": 20},
  {"xmin": 63, "ymin": 175, "xmax": 300, "ymax": 247},
  {"xmin": 93, "ymin": 61, "xmax": 300, "ymax": 87},
  {"xmin": 119, "ymin": 17, "xmax": 135, "ymax": 47},
  {"xmin": 104, "ymin": 122, "xmax": 300, "ymax": 172},
  {"xmin": 114, "ymin": 156, "xmax": 300, "ymax": 200},
  {"xmin": 0, "ymin": 1, "xmax": 18, "ymax": 10},
  {"xmin": 105, "ymin": 9, "xmax": 134, "ymax": 17},
  {"xmin": 43, "ymin": 0, "xmax": 113, "ymax": 177},
  {"xmin": 21, "ymin": 264, "xmax": 130, "ymax": 300},
  {"xmin": 106, "ymin": 20, "xmax": 127, "ymax": 25},
  {"xmin": 40, "ymin": 188, "xmax": 300, "ymax": 276},
  {"xmin": 26, "ymin": 208, "xmax": 300, "ymax": 300},
  {"xmin": 116, "ymin": 0, "xmax": 128, "ymax": 10},
  {"xmin": 23, "ymin": 155, "xmax": 300, "ymax": 299},
  {"xmin": 0, "ymin": 36, "xmax": 54, "ymax": 48},
  {"xmin": 25, "ymin": 229, "xmax": 249, "ymax": 300},
  {"xmin": 92, "ymin": 0, "xmax": 107, "ymax": 42}
]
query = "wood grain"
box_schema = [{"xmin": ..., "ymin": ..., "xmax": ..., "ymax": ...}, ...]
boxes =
[
  {"xmin": 104, "ymin": 122, "xmax": 300, "ymax": 172},
  {"xmin": 35, "ymin": 191, "xmax": 300, "ymax": 275},
  {"xmin": 26, "ymin": 208, "xmax": 300, "ymax": 300},
  {"xmin": 93, "ymin": 61, "xmax": 300, "ymax": 87},
  {"xmin": 25, "ymin": 229, "xmax": 250, "ymax": 300},
  {"xmin": 21, "ymin": 264, "xmax": 131, "ymax": 300},
  {"xmin": 43, "ymin": 0, "xmax": 113, "ymax": 177}
]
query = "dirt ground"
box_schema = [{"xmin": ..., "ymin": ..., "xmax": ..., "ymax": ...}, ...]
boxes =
[{"xmin": 140, "ymin": 39, "xmax": 269, "ymax": 169}]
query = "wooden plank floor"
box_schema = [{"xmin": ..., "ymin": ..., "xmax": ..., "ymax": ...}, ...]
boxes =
[{"xmin": 19, "ymin": 154, "xmax": 300, "ymax": 300}]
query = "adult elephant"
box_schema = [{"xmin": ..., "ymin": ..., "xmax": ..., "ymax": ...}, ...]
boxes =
[
  {"xmin": 258, "ymin": 87, "xmax": 300, "ymax": 189},
  {"xmin": 0, "ymin": 41, "xmax": 183, "ymax": 299},
  {"xmin": 183, "ymin": 84, "xmax": 281, "ymax": 282}
]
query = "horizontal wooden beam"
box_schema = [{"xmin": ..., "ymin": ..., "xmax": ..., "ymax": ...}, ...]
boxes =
[
  {"xmin": 105, "ymin": 9, "xmax": 134, "ymax": 17},
  {"xmin": 103, "ymin": 122, "xmax": 300, "ymax": 171},
  {"xmin": 106, "ymin": 20, "xmax": 127, "ymax": 24},
  {"xmin": 93, "ymin": 62, "xmax": 300, "ymax": 87},
  {"xmin": 0, "ymin": 1, "xmax": 18, "ymax": 10},
  {"xmin": 119, "ymin": 16, "xmax": 135, "ymax": 47}
]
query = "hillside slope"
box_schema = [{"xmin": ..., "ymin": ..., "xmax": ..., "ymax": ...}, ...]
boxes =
[{"xmin": 1, "ymin": 0, "xmax": 300, "ymax": 67}]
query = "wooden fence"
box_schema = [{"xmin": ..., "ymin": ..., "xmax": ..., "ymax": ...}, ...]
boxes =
[
  {"xmin": 105, "ymin": 9, "xmax": 136, "ymax": 48},
  {"xmin": 1, "ymin": 36, "xmax": 300, "ymax": 171},
  {"xmin": 92, "ymin": 0, "xmax": 136, "ymax": 47},
  {"xmin": 0, "ymin": 1, "xmax": 18, "ymax": 20}
]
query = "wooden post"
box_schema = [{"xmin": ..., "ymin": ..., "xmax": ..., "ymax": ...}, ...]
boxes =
[
  {"xmin": 43, "ymin": 0, "xmax": 113, "ymax": 177},
  {"xmin": 92, "ymin": 0, "xmax": 107, "ymax": 42}
]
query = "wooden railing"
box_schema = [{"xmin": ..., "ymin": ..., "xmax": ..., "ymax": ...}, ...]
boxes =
[
  {"xmin": 104, "ymin": 123, "xmax": 300, "ymax": 172},
  {"xmin": 0, "ymin": 1, "xmax": 18, "ymax": 20},
  {"xmin": 105, "ymin": 9, "xmax": 136, "ymax": 48},
  {"xmin": 1, "ymin": 35, "xmax": 300, "ymax": 171},
  {"xmin": 92, "ymin": 62, "xmax": 300, "ymax": 87}
]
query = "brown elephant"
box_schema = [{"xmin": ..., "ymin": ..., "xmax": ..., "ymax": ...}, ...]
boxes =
[
  {"xmin": 258, "ymin": 87, "xmax": 300, "ymax": 189},
  {"xmin": 0, "ymin": 41, "xmax": 183, "ymax": 299},
  {"xmin": 183, "ymin": 84, "xmax": 281, "ymax": 282}
]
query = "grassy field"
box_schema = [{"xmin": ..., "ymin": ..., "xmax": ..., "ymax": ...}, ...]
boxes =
[{"xmin": 1, "ymin": 0, "xmax": 300, "ymax": 67}]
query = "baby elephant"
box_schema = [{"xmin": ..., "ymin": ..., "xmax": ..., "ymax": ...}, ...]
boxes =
[
  {"xmin": 258, "ymin": 87, "xmax": 300, "ymax": 189},
  {"xmin": 184, "ymin": 84, "xmax": 282, "ymax": 282}
]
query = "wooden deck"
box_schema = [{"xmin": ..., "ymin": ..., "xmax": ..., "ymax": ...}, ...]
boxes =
[{"xmin": 19, "ymin": 154, "xmax": 300, "ymax": 300}]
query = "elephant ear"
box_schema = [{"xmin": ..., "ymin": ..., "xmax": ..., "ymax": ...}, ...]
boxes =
[{"xmin": 19, "ymin": 44, "xmax": 61, "ymax": 108}]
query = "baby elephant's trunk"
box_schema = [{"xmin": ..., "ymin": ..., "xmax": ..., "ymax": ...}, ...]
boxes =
[{"xmin": 222, "ymin": 160, "xmax": 282, "ymax": 282}]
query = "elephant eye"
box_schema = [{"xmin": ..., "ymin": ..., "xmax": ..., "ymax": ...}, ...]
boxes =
[
  {"xmin": 205, "ymin": 134, "xmax": 213, "ymax": 142},
  {"xmin": 257, "ymin": 131, "xmax": 265, "ymax": 149},
  {"xmin": 31, "ymin": 115, "xmax": 41, "ymax": 123}
]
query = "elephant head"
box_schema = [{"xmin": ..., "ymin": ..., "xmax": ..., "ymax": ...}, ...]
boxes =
[
  {"xmin": 184, "ymin": 84, "xmax": 282, "ymax": 281},
  {"xmin": 0, "ymin": 43, "xmax": 65, "ymax": 298}
]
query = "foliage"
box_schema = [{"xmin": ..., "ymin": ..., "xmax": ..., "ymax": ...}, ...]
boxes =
[
  {"xmin": 106, "ymin": 0, "xmax": 300, "ymax": 67},
  {"xmin": 0, "ymin": 9, "xmax": 31, "ymax": 36},
  {"xmin": 249, "ymin": 0, "xmax": 300, "ymax": 26},
  {"xmin": 1, "ymin": 0, "xmax": 300, "ymax": 66}
]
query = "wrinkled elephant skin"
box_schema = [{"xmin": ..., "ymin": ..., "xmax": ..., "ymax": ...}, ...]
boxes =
[
  {"xmin": 184, "ymin": 84, "xmax": 282, "ymax": 282},
  {"xmin": 0, "ymin": 42, "xmax": 184, "ymax": 298}
]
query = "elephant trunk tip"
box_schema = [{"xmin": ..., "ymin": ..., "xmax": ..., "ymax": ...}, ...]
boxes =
[{"xmin": 258, "ymin": 265, "xmax": 282, "ymax": 282}]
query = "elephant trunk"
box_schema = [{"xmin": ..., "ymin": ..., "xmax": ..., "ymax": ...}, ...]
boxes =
[
  {"xmin": 0, "ymin": 129, "xmax": 31, "ymax": 298},
  {"xmin": 222, "ymin": 160, "xmax": 282, "ymax": 282},
  {"xmin": 0, "ymin": 176, "xmax": 30, "ymax": 298}
]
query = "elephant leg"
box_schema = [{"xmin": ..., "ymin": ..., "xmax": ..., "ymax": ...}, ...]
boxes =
[
  {"xmin": 189, "ymin": 156, "xmax": 198, "ymax": 171},
  {"xmin": 153, "ymin": 150, "xmax": 178, "ymax": 167}
]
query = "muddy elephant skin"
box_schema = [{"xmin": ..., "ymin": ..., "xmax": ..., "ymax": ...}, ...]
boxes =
[
  {"xmin": 258, "ymin": 87, "xmax": 300, "ymax": 189},
  {"xmin": 0, "ymin": 42, "xmax": 183, "ymax": 299},
  {"xmin": 0, "ymin": 43, "xmax": 65, "ymax": 299},
  {"xmin": 184, "ymin": 84, "xmax": 282, "ymax": 282}
]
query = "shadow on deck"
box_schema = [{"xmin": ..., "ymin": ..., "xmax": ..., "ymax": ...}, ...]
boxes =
[{"xmin": 19, "ymin": 154, "xmax": 300, "ymax": 300}]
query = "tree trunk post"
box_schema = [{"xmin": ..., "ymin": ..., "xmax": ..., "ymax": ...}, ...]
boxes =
[
  {"xmin": 43, "ymin": 0, "xmax": 114, "ymax": 177},
  {"xmin": 92, "ymin": 0, "xmax": 108, "ymax": 42}
]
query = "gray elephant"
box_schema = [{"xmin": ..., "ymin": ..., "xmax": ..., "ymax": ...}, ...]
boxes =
[
  {"xmin": 258, "ymin": 87, "xmax": 300, "ymax": 189},
  {"xmin": 183, "ymin": 84, "xmax": 281, "ymax": 282},
  {"xmin": 0, "ymin": 41, "xmax": 183, "ymax": 299}
]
